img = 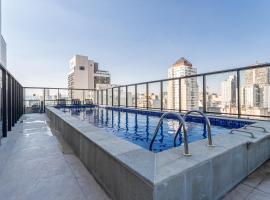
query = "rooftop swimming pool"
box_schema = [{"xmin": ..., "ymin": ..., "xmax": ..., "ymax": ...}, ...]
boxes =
[{"xmin": 59, "ymin": 107, "xmax": 251, "ymax": 152}]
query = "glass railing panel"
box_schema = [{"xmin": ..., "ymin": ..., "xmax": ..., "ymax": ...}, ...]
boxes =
[
  {"xmin": 102, "ymin": 90, "xmax": 107, "ymax": 105},
  {"xmin": 84, "ymin": 90, "xmax": 96, "ymax": 105},
  {"xmin": 181, "ymin": 76, "xmax": 203, "ymax": 111},
  {"xmin": 127, "ymin": 85, "xmax": 135, "ymax": 107},
  {"xmin": 148, "ymin": 82, "xmax": 161, "ymax": 109},
  {"xmin": 163, "ymin": 79, "xmax": 179, "ymax": 111},
  {"xmin": 44, "ymin": 88, "xmax": 58, "ymax": 106},
  {"xmin": 113, "ymin": 87, "xmax": 119, "ymax": 106},
  {"xmin": 120, "ymin": 86, "xmax": 126, "ymax": 107},
  {"xmin": 240, "ymin": 66, "xmax": 270, "ymax": 118},
  {"xmin": 205, "ymin": 72, "xmax": 238, "ymax": 115},
  {"xmin": 24, "ymin": 88, "xmax": 44, "ymax": 113},
  {"xmin": 137, "ymin": 84, "xmax": 147, "ymax": 108},
  {"xmin": 58, "ymin": 89, "xmax": 70, "ymax": 105},
  {"xmin": 71, "ymin": 89, "xmax": 84, "ymax": 104},
  {"xmin": 108, "ymin": 88, "xmax": 112, "ymax": 106}
]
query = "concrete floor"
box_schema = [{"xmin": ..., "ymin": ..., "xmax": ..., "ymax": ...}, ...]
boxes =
[
  {"xmin": 0, "ymin": 114, "xmax": 110, "ymax": 200},
  {"xmin": 0, "ymin": 113, "xmax": 269, "ymax": 200},
  {"xmin": 223, "ymin": 159, "xmax": 270, "ymax": 200}
]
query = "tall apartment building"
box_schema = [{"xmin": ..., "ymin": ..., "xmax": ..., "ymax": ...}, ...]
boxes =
[
  {"xmin": 68, "ymin": 55, "xmax": 111, "ymax": 99},
  {"xmin": 220, "ymin": 75, "xmax": 237, "ymax": 108},
  {"xmin": 241, "ymin": 66, "xmax": 270, "ymax": 115},
  {"xmin": 167, "ymin": 57, "xmax": 198, "ymax": 110},
  {"xmin": 244, "ymin": 67, "xmax": 270, "ymax": 85},
  {"xmin": 0, "ymin": 0, "xmax": 7, "ymax": 67}
]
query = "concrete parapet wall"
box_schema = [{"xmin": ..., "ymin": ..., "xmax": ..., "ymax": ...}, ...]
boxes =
[
  {"xmin": 46, "ymin": 107, "xmax": 154, "ymax": 200},
  {"xmin": 46, "ymin": 107, "xmax": 270, "ymax": 200}
]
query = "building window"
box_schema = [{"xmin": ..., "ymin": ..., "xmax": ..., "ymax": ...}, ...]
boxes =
[{"xmin": 79, "ymin": 66, "xmax": 85, "ymax": 70}]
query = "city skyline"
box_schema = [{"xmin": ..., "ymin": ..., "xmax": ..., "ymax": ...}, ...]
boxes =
[
  {"xmin": 24, "ymin": 56, "xmax": 270, "ymax": 118},
  {"xmin": 2, "ymin": 0, "xmax": 270, "ymax": 87}
]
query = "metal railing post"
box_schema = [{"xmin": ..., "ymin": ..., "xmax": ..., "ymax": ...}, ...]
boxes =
[
  {"xmin": 179, "ymin": 78, "xmax": 181, "ymax": 112},
  {"xmin": 135, "ymin": 85, "xmax": 137, "ymax": 108},
  {"xmin": 70, "ymin": 89, "xmax": 73, "ymax": 105},
  {"xmin": 83, "ymin": 89, "xmax": 85, "ymax": 105},
  {"xmin": 126, "ymin": 86, "xmax": 128, "ymax": 107},
  {"xmin": 12, "ymin": 79, "xmax": 15, "ymax": 125},
  {"xmin": 15, "ymin": 81, "xmax": 17, "ymax": 121},
  {"xmin": 160, "ymin": 81, "xmax": 163, "ymax": 111},
  {"xmin": 106, "ymin": 89, "xmax": 108, "ymax": 105},
  {"xmin": 57, "ymin": 88, "xmax": 60, "ymax": 104},
  {"xmin": 237, "ymin": 70, "xmax": 241, "ymax": 118},
  {"xmin": 118, "ymin": 87, "xmax": 121, "ymax": 107},
  {"xmin": 43, "ymin": 88, "xmax": 45, "ymax": 112},
  {"xmin": 23, "ymin": 87, "xmax": 25, "ymax": 115},
  {"xmin": 96, "ymin": 90, "xmax": 100, "ymax": 105},
  {"xmin": 111, "ymin": 88, "xmax": 114, "ymax": 106},
  {"xmin": 203, "ymin": 75, "xmax": 206, "ymax": 113},
  {"xmin": 2, "ymin": 69, "xmax": 7, "ymax": 137},
  {"xmin": 100, "ymin": 90, "xmax": 103, "ymax": 105},
  {"xmin": 8, "ymin": 74, "xmax": 11, "ymax": 131},
  {"xmin": 146, "ymin": 83, "xmax": 149, "ymax": 110}
]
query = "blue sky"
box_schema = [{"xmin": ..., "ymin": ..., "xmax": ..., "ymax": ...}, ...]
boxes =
[{"xmin": 2, "ymin": 0, "xmax": 270, "ymax": 87}]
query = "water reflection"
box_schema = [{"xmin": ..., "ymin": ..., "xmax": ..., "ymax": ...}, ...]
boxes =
[{"xmin": 69, "ymin": 108, "xmax": 230, "ymax": 152}]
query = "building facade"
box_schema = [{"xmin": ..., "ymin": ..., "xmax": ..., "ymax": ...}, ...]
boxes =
[
  {"xmin": 167, "ymin": 57, "xmax": 198, "ymax": 110},
  {"xmin": 241, "ymin": 66, "xmax": 270, "ymax": 116},
  {"xmin": 220, "ymin": 74, "xmax": 237, "ymax": 113},
  {"xmin": 0, "ymin": 0, "xmax": 7, "ymax": 68},
  {"xmin": 68, "ymin": 55, "xmax": 111, "ymax": 99}
]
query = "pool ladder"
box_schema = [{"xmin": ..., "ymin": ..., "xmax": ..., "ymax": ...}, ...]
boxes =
[
  {"xmin": 243, "ymin": 125, "xmax": 268, "ymax": 133},
  {"xmin": 149, "ymin": 110, "xmax": 213, "ymax": 156},
  {"xmin": 229, "ymin": 129, "xmax": 256, "ymax": 138},
  {"xmin": 173, "ymin": 110, "xmax": 213, "ymax": 147},
  {"xmin": 149, "ymin": 112, "xmax": 191, "ymax": 156},
  {"xmin": 229, "ymin": 125, "xmax": 268, "ymax": 138}
]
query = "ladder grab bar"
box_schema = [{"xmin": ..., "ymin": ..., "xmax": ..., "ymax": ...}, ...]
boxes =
[
  {"xmin": 173, "ymin": 110, "xmax": 213, "ymax": 147},
  {"xmin": 149, "ymin": 112, "xmax": 191, "ymax": 156},
  {"xmin": 229, "ymin": 129, "xmax": 255, "ymax": 138},
  {"xmin": 243, "ymin": 125, "xmax": 267, "ymax": 133}
]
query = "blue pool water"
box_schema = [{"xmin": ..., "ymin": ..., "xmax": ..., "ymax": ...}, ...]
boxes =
[{"xmin": 60, "ymin": 107, "xmax": 241, "ymax": 152}]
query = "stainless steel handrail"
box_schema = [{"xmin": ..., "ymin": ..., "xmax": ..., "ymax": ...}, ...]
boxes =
[
  {"xmin": 149, "ymin": 112, "xmax": 191, "ymax": 156},
  {"xmin": 243, "ymin": 125, "xmax": 267, "ymax": 133},
  {"xmin": 173, "ymin": 110, "xmax": 213, "ymax": 147},
  {"xmin": 229, "ymin": 129, "xmax": 256, "ymax": 138}
]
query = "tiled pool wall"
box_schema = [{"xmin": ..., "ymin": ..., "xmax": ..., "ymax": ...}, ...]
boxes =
[
  {"xmin": 46, "ymin": 106, "xmax": 270, "ymax": 200},
  {"xmin": 92, "ymin": 106, "xmax": 254, "ymax": 128}
]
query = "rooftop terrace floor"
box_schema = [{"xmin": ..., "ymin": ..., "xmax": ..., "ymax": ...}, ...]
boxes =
[
  {"xmin": 222, "ymin": 159, "xmax": 270, "ymax": 200},
  {"xmin": 0, "ymin": 113, "xmax": 269, "ymax": 200},
  {"xmin": 0, "ymin": 114, "xmax": 110, "ymax": 200}
]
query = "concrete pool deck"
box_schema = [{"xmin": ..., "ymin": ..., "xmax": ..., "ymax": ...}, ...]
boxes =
[
  {"xmin": 0, "ymin": 113, "xmax": 110, "ymax": 200},
  {"xmin": 222, "ymin": 159, "xmax": 270, "ymax": 199},
  {"xmin": 47, "ymin": 106, "xmax": 270, "ymax": 200},
  {"xmin": 0, "ymin": 112, "xmax": 269, "ymax": 199}
]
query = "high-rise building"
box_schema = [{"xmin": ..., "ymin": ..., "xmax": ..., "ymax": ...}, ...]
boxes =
[
  {"xmin": 241, "ymin": 84, "xmax": 260, "ymax": 107},
  {"xmin": 244, "ymin": 67, "xmax": 270, "ymax": 85},
  {"xmin": 167, "ymin": 57, "xmax": 198, "ymax": 110},
  {"xmin": 241, "ymin": 66, "xmax": 270, "ymax": 116},
  {"xmin": 68, "ymin": 55, "xmax": 111, "ymax": 99},
  {"xmin": 220, "ymin": 75, "xmax": 237, "ymax": 110},
  {"xmin": 0, "ymin": 0, "xmax": 7, "ymax": 67},
  {"xmin": 262, "ymin": 85, "xmax": 270, "ymax": 112}
]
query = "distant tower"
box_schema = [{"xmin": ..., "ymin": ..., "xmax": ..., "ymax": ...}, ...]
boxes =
[{"xmin": 167, "ymin": 57, "xmax": 198, "ymax": 110}]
